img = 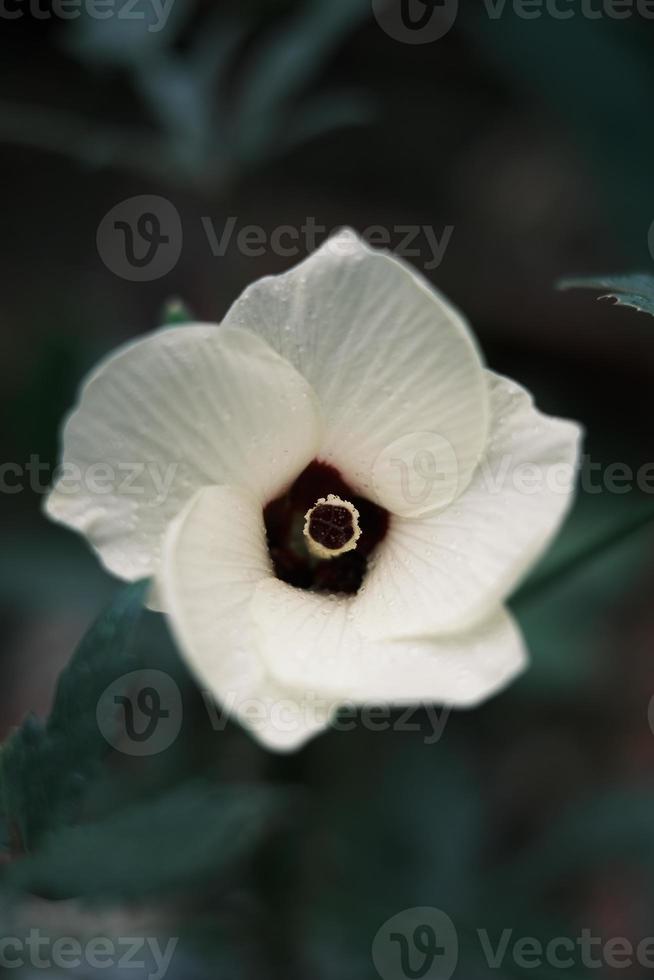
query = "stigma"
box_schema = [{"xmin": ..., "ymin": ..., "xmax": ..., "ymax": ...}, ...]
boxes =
[{"xmin": 303, "ymin": 494, "xmax": 362, "ymax": 560}]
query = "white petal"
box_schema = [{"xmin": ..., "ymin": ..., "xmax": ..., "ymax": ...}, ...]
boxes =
[
  {"xmin": 161, "ymin": 485, "xmax": 337, "ymax": 751},
  {"xmin": 45, "ymin": 324, "xmax": 321, "ymax": 584},
  {"xmin": 252, "ymin": 578, "xmax": 526, "ymax": 705},
  {"xmin": 222, "ymin": 229, "xmax": 489, "ymax": 516},
  {"xmin": 355, "ymin": 372, "xmax": 583, "ymax": 639}
]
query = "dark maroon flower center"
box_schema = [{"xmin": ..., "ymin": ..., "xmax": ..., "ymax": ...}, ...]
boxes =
[
  {"xmin": 263, "ymin": 461, "xmax": 389, "ymax": 595},
  {"xmin": 308, "ymin": 503, "xmax": 355, "ymax": 552}
]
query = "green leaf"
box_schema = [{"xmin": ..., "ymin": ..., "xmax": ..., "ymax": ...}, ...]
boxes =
[
  {"xmin": 558, "ymin": 274, "xmax": 654, "ymax": 316},
  {"xmin": 2, "ymin": 780, "xmax": 287, "ymax": 901},
  {"xmin": 0, "ymin": 580, "xmax": 149, "ymax": 853}
]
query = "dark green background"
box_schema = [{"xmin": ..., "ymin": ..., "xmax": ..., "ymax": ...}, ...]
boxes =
[{"xmin": 2, "ymin": 2, "xmax": 654, "ymax": 977}]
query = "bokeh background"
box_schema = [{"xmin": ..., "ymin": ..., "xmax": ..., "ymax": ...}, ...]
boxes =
[{"xmin": 2, "ymin": 1, "xmax": 654, "ymax": 977}]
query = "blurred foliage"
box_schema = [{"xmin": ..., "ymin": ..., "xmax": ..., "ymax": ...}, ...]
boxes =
[
  {"xmin": 1, "ymin": 0, "xmax": 373, "ymax": 188},
  {"xmin": 4, "ymin": 780, "xmax": 287, "ymax": 902},
  {"xmin": 2, "ymin": 394, "xmax": 654, "ymax": 975},
  {"xmin": 2, "ymin": 246, "xmax": 654, "ymax": 971},
  {"xmin": 3, "ymin": 2, "xmax": 654, "ymax": 977},
  {"xmin": 461, "ymin": 9, "xmax": 654, "ymax": 263},
  {"xmin": 1, "ymin": 581, "xmax": 149, "ymax": 851},
  {"xmin": 513, "ymin": 494, "xmax": 654, "ymax": 694}
]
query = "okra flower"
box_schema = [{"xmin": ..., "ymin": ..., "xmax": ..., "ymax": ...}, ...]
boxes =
[{"xmin": 46, "ymin": 230, "xmax": 581, "ymax": 750}]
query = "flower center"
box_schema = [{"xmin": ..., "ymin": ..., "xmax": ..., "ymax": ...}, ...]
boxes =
[
  {"xmin": 263, "ymin": 460, "xmax": 389, "ymax": 595},
  {"xmin": 303, "ymin": 494, "xmax": 361, "ymax": 559}
]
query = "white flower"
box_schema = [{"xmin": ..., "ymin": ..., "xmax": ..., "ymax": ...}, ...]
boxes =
[{"xmin": 46, "ymin": 230, "xmax": 582, "ymax": 751}]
